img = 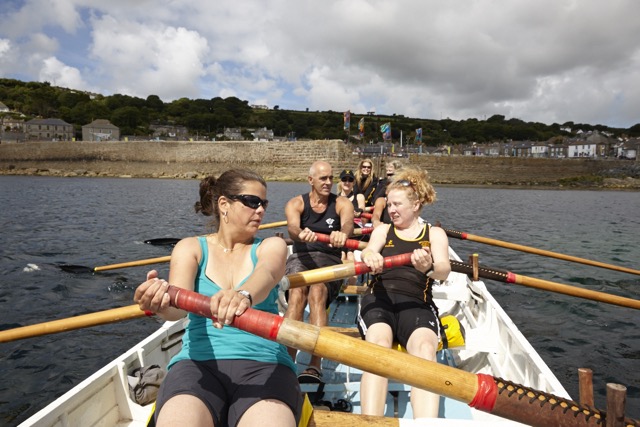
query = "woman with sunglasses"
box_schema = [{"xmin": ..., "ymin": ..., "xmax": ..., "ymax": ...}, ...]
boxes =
[
  {"xmin": 354, "ymin": 158, "xmax": 379, "ymax": 207},
  {"xmin": 357, "ymin": 166, "xmax": 451, "ymax": 419},
  {"xmin": 337, "ymin": 169, "xmax": 366, "ymax": 219},
  {"xmin": 134, "ymin": 169, "xmax": 302, "ymax": 427}
]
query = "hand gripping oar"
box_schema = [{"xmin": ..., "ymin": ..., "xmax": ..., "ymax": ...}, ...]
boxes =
[
  {"xmin": 450, "ymin": 260, "xmax": 640, "ymax": 310},
  {"xmin": 443, "ymin": 228, "xmax": 640, "ymax": 276},
  {"xmin": 144, "ymin": 221, "xmax": 289, "ymax": 246},
  {"xmin": 167, "ymin": 286, "xmax": 638, "ymax": 427},
  {"xmin": 279, "ymin": 252, "xmax": 412, "ymax": 290},
  {"xmin": 0, "ymin": 305, "xmax": 153, "ymax": 343},
  {"xmin": 314, "ymin": 233, "xmax": 366, "ymax": 251}
]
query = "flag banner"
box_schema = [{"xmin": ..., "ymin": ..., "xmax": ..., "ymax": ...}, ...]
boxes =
[
  {"xmin": 380, "ymin": 122, "xmax": 391, "ymax": 141},
  {"xmin": 416, "ymin": 128, "xmax": 422, "ymax": 143},
  {"xmin": 344, "ymin": 111, "xmax": 351, "ymax": 131},
  {"xmin": 358, "ymin": 118, "xmax": 365, "ymax": 137}
]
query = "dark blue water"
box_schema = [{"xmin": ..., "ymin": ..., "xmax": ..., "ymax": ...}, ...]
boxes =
[{"xmin": 1, "ymin": 176, "xmax": 638, "ymax": 425}]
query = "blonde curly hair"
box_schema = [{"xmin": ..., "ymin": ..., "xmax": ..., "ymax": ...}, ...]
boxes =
[{"xmin": 386, "ymin": 165, "xmax": 437, "ymax": 207}]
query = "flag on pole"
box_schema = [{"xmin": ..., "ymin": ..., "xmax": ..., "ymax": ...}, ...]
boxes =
[
  {"xmin": 358, "ymin": 118, "xmax": 365, "ymax": 137},
  {"xmin": 380, "ymin": 122, "xmax": 391, "ymax": 141},
  {"xmin": 344, "ymin": 111, "xmax": 351, "ymax": 131},
  {"xmin": 416, "ymin": 128, "xmax": 423, "ymax": 143}
]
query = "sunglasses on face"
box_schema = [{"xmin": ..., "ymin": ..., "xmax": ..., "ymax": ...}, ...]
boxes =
[
  {"xmin": 361, "ymin": 165, "xmax": 372, "ymax": 169},
  {"xmin": 341, "ymin": 177, "xmax": 355, "ymax": 183},
  {"xmin": 226, "ymin": 194, "xmax": 269, "ymax": 210}
]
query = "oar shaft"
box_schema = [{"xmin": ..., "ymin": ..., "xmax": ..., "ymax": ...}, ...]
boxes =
[
  {"xmin": 444, "ymin": 228, "xmax": 640, "ymax": 276},
  {"xmin": 0, "ymin": 305, "xmax": 151, "ymax": 343},
  {"xmin": 352, "ymin": 227, "xmax": 373, "ymax": 236},
  {"xmin": 315, "ymin": 233, "xmax": 366, "ymax": 250},
  {"xmin": 279, "ymin": 253, "xmax": 412, "ymax": 290},
  {"xmin": 168, "ymin": 286, "xmax": 619, "ymax": 427},
  {"xmin": 450, "ymin": 261, "xmax": 640, "ymax": 310},
  {"xmin": 258, "ymin": 220, "xmax": 288, "ymax": 230},
  {"xmin": 94, "ymin": 255, "xmax": 172, "ymax": 271}
]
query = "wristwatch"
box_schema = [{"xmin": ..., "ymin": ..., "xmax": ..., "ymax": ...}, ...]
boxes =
[{"xmin": 237, "ymin": 289, "xmax": 253, "ymax": 306}]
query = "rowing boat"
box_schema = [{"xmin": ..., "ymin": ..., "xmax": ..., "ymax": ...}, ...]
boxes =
[{"xmin": 18, "ymin": 246, "xmax": 570, "ymax": 426}]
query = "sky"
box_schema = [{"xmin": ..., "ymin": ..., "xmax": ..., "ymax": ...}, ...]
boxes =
[{"xmin": 1, "ymin": 0, "xmax": 639, "ymax": 128}]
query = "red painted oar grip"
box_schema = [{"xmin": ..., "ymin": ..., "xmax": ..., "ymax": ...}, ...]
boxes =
[
  {"xmin": 167, "ymin": 286, "xmax": 284, "ymax": 341},
  {"xmin": 353, "ymin": 252, "xmax": 413, "ymax": 275},
  {"xmin": 360, "ymin": 212, "xmax": 373, "ymax": 219},
  {"xmin": 315, "ymin": 233, "xmax": 364, "ymax": 251}
]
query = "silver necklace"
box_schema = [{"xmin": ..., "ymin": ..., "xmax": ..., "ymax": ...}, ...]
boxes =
[{"xmin": 214, "ymin": 236, "xmax": 235, "ymax": 253}]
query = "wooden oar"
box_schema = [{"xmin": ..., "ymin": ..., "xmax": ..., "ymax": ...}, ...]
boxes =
[
  {"xmin": 0, "ymin": 305, "xmax": 152, "ymax": 343},
  {"xmin": 352, "ymin": 227, "xmax": 374, "ymax": 236},
  {"xmin": 1, "ymin": 257, "xmax": 408, "ymax": 342},
  {"xmin": 61, "ymin": 221, "xmax": 290, "ymax": 273},
  {"xmin": 144, "ymin": 221, "xmax": 289, "ymax": 246},
  {"xmin": 443, "ymin": 228, "xmax": 640, "ymax": 276},
  {"xmin": 168, "ymin": 285, "xmax": 630, "ymax": 427},
  {"xmin": 279, "ymin": 252, "xmax": 412, "ymax": 290},
  {"xmin": 59, "ymin": 255, "xmax": 172, "ymax": 274},
  {"xmin": 314, "ymin": 233, "xmax": 366, "ymax": 251},
  {"xmin": 450, "ymin": 260, "xmax": 640, "ymax": 310}
]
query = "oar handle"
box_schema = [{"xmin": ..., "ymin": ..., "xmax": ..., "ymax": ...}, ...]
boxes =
[
  {"xmin": 352, "ymin": 227, "xmax": 374, "ymax": 236},
  {"xmin": 360, "ymin": 212, "xmax": 373, "ymax": 219},
  {"xmin": 315, "ymin": 233, "xmax": 366, "ymax": 250},
  {"xmin": 279, "ymin": 252, "xmax": 412, "ymax": 290},
  {"xmin": 450, "ymin": 260, "xmax": 640, "ymax": 310}
]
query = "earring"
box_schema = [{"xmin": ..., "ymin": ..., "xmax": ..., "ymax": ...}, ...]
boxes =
[{"xmin": 223, "ymin": 211, "xmax": 229, "ymax": 224}]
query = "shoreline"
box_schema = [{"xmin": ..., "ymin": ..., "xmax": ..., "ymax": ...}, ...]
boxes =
[{"xmin": 2, "ymin": 163, "xmax": 638, "ymax": 191}]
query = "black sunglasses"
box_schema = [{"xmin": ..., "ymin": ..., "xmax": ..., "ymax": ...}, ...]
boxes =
[
  {"xmin": 341, "ymin": 177, "xmax": 355, "ymax": 182},
  {"xmin": 226, "ymin": 194, "xmax": 269, "ymax": 210}
]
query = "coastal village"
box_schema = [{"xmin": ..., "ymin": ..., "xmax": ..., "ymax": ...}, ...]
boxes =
[{"xmin": 1, "ymin": 100, "xmax": 638, "ymax": 161}]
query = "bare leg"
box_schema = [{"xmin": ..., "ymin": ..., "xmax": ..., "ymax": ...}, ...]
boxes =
[
  {"xmin": 406, "ymin": 328, "xmax": 440, "ymax": 418},
  {"xmin": 284, "ymin": 286, "xmax": 309, "ymax": 362},
  {"xmin": 305, "ymin": 282, "xmax": 329, "ymax": 370},
  {"xmin": 360, "ymin": 323, "xmax": 393, "ymax": 416},
  {"xmin": 238, "ymin": 399, "xmax": 296, "ymax": 427},
  {"xmin": 157, "ymin": 395, "xmax": 213, "ymax": 427}
]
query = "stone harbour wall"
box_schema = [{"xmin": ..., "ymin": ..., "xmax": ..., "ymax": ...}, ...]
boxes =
[{"xmin": 0, "ymin": 140, "xmax": 638, "ymax": 189}]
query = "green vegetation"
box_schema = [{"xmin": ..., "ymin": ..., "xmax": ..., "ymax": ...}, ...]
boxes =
[{"xmin": 1, "ymin": 78, "xmax": 638, "ymax": 144}]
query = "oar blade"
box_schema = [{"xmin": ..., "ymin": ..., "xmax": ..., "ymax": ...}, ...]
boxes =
[
  {"xmin": 58, "ymin": 264, "xmax": 95, "ymax": 274},
  {"xmin": 144, "ymin": 238, "xmax": 181, "ymax": 246}
]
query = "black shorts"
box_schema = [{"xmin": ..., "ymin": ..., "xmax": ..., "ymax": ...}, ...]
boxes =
[
  {"xmin": 155, "ymin": 359, "xmax": 302, "ymax": 427},
  {"xmin": 357, "ymin": 291, "xmax": 440, "ymax": 349},
  {"xmin": 285, "ymin": 251, "xmax": 343, "ymax": 307}
]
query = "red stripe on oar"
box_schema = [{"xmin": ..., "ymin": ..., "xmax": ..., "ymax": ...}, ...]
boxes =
[
  {"xmin": 469, "ymin": 373, "xmax": 498, "ymax": 412},
  {"xmin": 460, "ymin": 232, "xmax": 468, "ymax": 239},
  {"xmin": 167, "ymin": 286, "xmax": 284, "ymax": 340},
  {"xmin": 143, "ymin": 310, "xmax": 154, "ymax": 316},
  {"xmin": 360, "ymin": 212, "xmax": 373, "ymax": 219},
  {"xmin": 315, "ymin": 233, "xmax": 363, "ymax": 251},
  {"xmin": 352, "ymin": 252, "xmax": 413, "ymax": 275},
  {"xmin": 506, "ymin": 272, "xmax": 517, "ymax": 283}
]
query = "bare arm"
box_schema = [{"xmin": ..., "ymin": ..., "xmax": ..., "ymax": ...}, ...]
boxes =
[
  {"xmin": 359, "ymin": 223, "xmax": 390, "ymax": 274},
  {"xmin": 427, "ymin": 226, "xmax": 451, "ymax": 281},
  {"xmin": 134, "ymin": 236, "xmax": 200, "ymax": 321},
  {"xmin": 371, "ymin": 197, "xmax": 387, "ymax": 228},
  {"xmin": 285, "ymin": 195, "xmax": 309, "ymax": 242}
]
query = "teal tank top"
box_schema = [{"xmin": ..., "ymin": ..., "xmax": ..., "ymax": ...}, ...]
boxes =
[{"xmin": 167, "ymin": 236, "xmax": 295, "ymax": 372}]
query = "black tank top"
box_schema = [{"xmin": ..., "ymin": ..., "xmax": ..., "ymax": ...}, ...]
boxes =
[
  {"xmin": 292, "ymin": 193, "xmax": 342, "ymax": 257},
  {"xmin": 370, "ymin": 224, "xmax": 434, "ymax": 302}
]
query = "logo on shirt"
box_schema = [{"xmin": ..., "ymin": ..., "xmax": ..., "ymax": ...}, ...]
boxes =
[
  {"xmin": 326, "ymin": 218, "xmax": 335, "ymax": 229},
  {"xmin": 384, "ymin": 239, "xmax": 395, "ymax": 248},
  {"xmin": 420, "ymin": 241, "xmax": 431, "ymax": 248}
]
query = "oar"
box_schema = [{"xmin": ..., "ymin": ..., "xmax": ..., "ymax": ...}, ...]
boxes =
[
  {"xmin": 443, "ymin": 228, "xmax": 640, "ymax": 276},
  {"xmin": 314, "ymin": 233, "xmax": 366, "ymax": 251},
  {"xmin": 168, "ymin": 286, "xmax": 630, "ymax": 427},
  {"xmin": 450, "ymin": 260, "xmax": 640, "ymax": 310},
  {"xmin": 352, "ymin": 227, "xmax": 373, "ymax": 236},
  {"xmin": 279, "ymin": 252, "xmax": 412, "ymax": 290},
  {"xmin": 0, "ymin": 305, "xmax": 152, "ymax": 343},
  {"xmin": 59, "ymin": 255, "xmax": 172, "ymax": 274},
  {"xmin": 360, "ymin": 212, "xmax": 373, "ymax": 219},
  {"xmin": 2, "ymin": 257, "xmax": 410, "ymax": 342},
  {"xmin": 145, "ymin": 221, "xmax": 289, "ymax": 246},
  {"xmin": 61, "ymin": 221, "xmax": 290, "ymax": 273}
]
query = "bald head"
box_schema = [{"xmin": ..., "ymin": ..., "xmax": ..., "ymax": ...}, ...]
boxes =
[{"xmin": 309, "ymin": 161, "xmax": 331, "ymax": 178}]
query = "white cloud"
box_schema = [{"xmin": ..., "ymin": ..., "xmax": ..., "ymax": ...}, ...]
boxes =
[
  {"xmin": 1, "ymin": 0, "xmax": 639, "ymax": 127},
  {"xmin": 39, "ymin": 56, "xmax": 93, "ymax": 90}
]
